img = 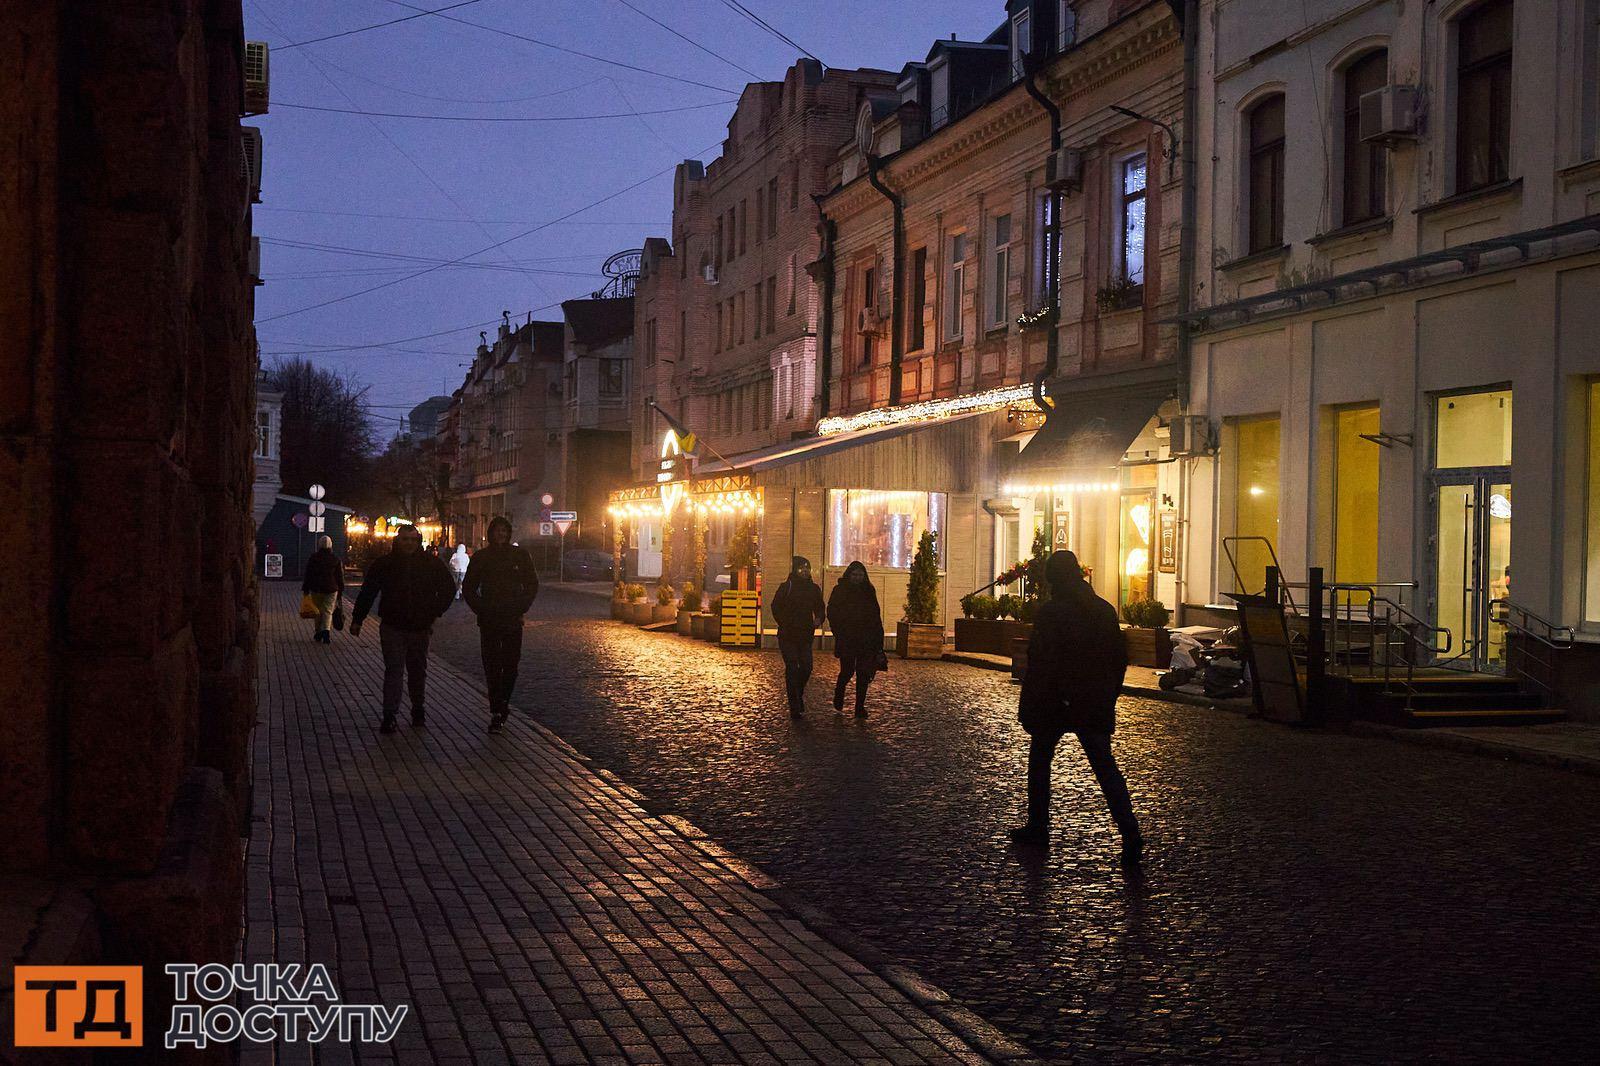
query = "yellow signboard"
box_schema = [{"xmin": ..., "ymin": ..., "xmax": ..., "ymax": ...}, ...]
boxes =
[{"xmin": 719, "ymin": 590, "xmax": 760, "ymax": 647}]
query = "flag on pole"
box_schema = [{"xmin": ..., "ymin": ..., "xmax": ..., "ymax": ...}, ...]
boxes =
[{"xmin": 649, "ymin": 400, "xmax": 697, "ymax": 455}]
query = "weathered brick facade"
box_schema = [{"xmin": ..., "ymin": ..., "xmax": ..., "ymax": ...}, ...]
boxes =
[{"xmin": 1, "ymin": 0, "xmax": 259, "ymax": 1053}]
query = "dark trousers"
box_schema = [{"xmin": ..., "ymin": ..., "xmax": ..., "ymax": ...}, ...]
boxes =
[
  {"xmin": 1028, "ymin": 731, "xmax": 1140, "ymax": 840},
  {"xmin": 379, "ymin": 623, "xmax": 430, "ymax": 718},
  {"xmin": 833, "ymin": 652, "xmax": 876, "ymax": 713},
  {"xmin": 480, "ymin": 623, "xmax": 524, "ymax": 712},
  {"xmin": 778, "ymin": 636, "xmax": 813, "ymax": 713}
]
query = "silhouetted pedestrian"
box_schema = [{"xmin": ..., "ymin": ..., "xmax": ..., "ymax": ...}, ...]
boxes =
[
  {"xmin": 827, "ymin": 561, "xmax": 883, "ymax": 718},
  {"xmin": 449, "ymin": 543, "xmax": 470, "ymax": 598},
  {"xmin": 461, "ymin": 516, "xmax": 538, "ymax": 733},
  {"xmin": 771, "ymin": 556, "xmax": 824, "ymax": 718},
  {"xmin": 350, "ymin": 523, "xmax": 455, "ymax": 733},
  {"xmin": 301, "ymin": 534, "xmax": 344, "ymax": 644},
  {"xmin": 1012, "ymin": 550, "xmax": 1143, "ymax": 862}
]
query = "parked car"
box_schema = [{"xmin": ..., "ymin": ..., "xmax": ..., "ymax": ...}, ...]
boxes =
[{"xmin": 562, "ymin": 549, "xmax": 614, "ymax": 582}]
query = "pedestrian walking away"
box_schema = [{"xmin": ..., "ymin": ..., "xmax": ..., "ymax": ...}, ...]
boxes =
[
  {"xmin": 1012, "ymin": 549, "xmax": 1143, "ymax": 863},
  {"xmin": 301, "ymin": 535, "xmax": 344, "ymax": 644},
  {"xmin": 826, "ymin": 560, "xmax": 884, "ymax": 718},
  {"xmin": 349, "ymin": 523, "xmax": 456, "ymax": 733},
  {"xmin": 771, "ymin": 556, "xmax": 825, "ymax": 718},
  {"xmin": 461, "ymin": 515, "xmax": 539, "ymax": 733},
  {"xmin": 449, "ymin": 543, "xmax": 470, "ymax": 598}
]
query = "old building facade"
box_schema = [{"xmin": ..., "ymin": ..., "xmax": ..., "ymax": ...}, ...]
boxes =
[{"xmin": 1183, "ymin": 0, "xmax": 1600, "ymax": 717}]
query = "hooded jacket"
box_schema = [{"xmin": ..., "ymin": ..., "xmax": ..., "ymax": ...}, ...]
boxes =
[
  {"xmin": 770, "ymin": 556, "xmax": 824, "ymax": 641},
  {"xmin": 826, "ymin": 561, "xmax": 883, "ymax": 660},
  {"xmin": 1018, "ymin": 577, "xmax": 1127, "ymax": 735},
  {"xmin": 351, "ymin": 547, "xmax": 456, "ymax": 632},
  {"xmin": 462, "ymin": 542, "xmax": 539, "ymax": 628},
  {"xmin": 449, "ymin": 545, "xmax": 470, "ymax": 576}
]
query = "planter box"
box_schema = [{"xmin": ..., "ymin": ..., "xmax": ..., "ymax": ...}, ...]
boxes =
[
  {"xmin": 954, "ymin": 617, "xmax": 1030, "ymax": 656},
  {"xmin": 1123, "ymin": 626, "xmax": 1172, "ymax": 668},
  {"xmin": 690, "ymin": 613, "xmax": 710, "ymax": 639},
  {"xmin": 675, "ymin": 609, "xmax": 695, "ymax": 634},
  {"xmin": 610, "ymin": 598, "xmax": 626, "ymax": 620},
  {"xmin": 624, "ymin": 601, "xmax": 651, "ymax": 624},
  {"xmin": 896, "ymin": 620, "xmax": 944, "ymax": 660},
  {"xmin": 651, "ymin": 602, "xmax": 678, "ymax": 624},
  {"xmin": 1011, "ymin": 634, "xmax": 1031, "ymax": 680}
]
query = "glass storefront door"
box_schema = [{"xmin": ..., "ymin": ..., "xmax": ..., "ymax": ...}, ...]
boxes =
[{"xmin": 1433, "ymin": 478, "xmax": 1511, "ymax": 671}]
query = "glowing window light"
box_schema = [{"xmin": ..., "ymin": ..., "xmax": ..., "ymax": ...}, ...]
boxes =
[
  {"xmin": 1124, "ymin": 546, "xmax": 1149, "ymax": 576},
  {"xmin": 817, "ymin": 383, "xmax": 1040, "ymax": 436}
]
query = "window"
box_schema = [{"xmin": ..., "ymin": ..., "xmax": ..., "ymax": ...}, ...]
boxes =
[
  {"xmin": 1232, "ymin": 415, "xmax": 1281, "ymax": 591},
  {"xmin": 715, "ymin": 218, "xmax": 724, "ymax": 269},
  {"xmin": 988, "ymin": 214, "xmax": 1011, "ymax": 329},
  {"xmin": 931, "ymin": 60, "xmax": 950, "ymax": 128},
  {"xmin": 860, "ymin": 265, "xmax": 877, "ymax": 366},
  {"xmin": 766, "ymin": 273, "xmax": 777, "ymax": 333},
  {"xmin": 755, "ymin": 187, "xmax": 764, "ymax": 246},
  {"xmin": 1011, "ymin": 9, "xmax": 1031, "ymax": 80},
  {"xmin": 1435, "ymin": 388, "xmax": 1512, "ymax": 468},
  {"xmin": 787, "ymin": 254, "xmax": 799, "ymax": 315},
  {"xmin": 726, "ymin": 208, "xmax": 736, "ymax": 261},
  {"xmin": 1329, "ymin": 405, "xmax": 1380, "ymax": 585},
  {"xmin": 946, "ymin": 232, "xmax": 966, "ymax": 339},
  {"xmin": 1247, "ymin": 95, "xmax": 1286, "ymax": 252},
  {"xmin": 1455, "ymin": 0, "xmax": 1514, "ymax": 192},
  {"xmin": 679, "ymin": 310, "xmax": 687, "ymax": 363},
  {"xmin": 1119, "ymin": 154, "xmax": 1148, "ymax": 284},
  {"xmin": 737, "ymin": 291, "xmax": 746, "ymax": 344},
  {"xmin": 1058, "ymin": 1, "xmax": 1078, "ymax": 50},
  {"xmin": 715, "ymin": 303, "xmax": 723, "ymax": 352},
  {"xmin": 909, "ymin": 246, "xmax": 927, "ymax": 350},
  {"xmin": 739, "ymin": 198, "xmax": 748, "ymax": 254},
  {"xmin": 790, "ymin": 163, "xmax": 800, "ymax": 209},
  {"xmin": 1585, "ymin": 382, "xmax": 1600, "ymax": 626},
  {"xmin": 645, "ymin": 318, "xmax": 658, "ymax": 367},
  {"xmin": 564, "ymin": 361, "xmax": 577, "ymax": 401},
  {"xmin": 255, "ymin": 410, "xmax": 272, "ymax": 459},
  {"xmin": 768, "ymin": 176, "xmax": 779, "ymax": 236},
  {"xmin": 828, "ymin": 490, "xmax": 948, "ymax": 570},
  {"xmin": 678, "ymin": 232, "xmax": 688, "ymax": 278},
  {"xmin": 1340, "ymin": 51, "xmax": 1388, "ymax": 225},
  {"xmin": 599, "ymin": 359, "xmax": 625, "ymax": 398},
  {"xmin": 1034, "ymin": 193, "xmax": 1058, "ymax": 310},
  {"xmin": 753, "ymin": 281, "xmax": 763, "ymax": 340}
]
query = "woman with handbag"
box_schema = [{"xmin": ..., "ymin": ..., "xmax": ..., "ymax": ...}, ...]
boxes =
[
  {"xmin": 301, "ymin": 535, "xmax": 345, "ymax": 644},
  {"xmin": 826, "ymin": 561, "xmax": 885, "ymax": 718}
]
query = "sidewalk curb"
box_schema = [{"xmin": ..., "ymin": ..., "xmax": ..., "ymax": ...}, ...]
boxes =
[
  {"xmin": 1348, "ymin": 720, "xmax": 1600, "ymax": 777},
  {"xmin": 942, "ymin": 651, "xmax": 1252, "ymax": 713},
  {"xmin": 428, "ymin": 650, "xmax": 1016, "ymax": 1064}
]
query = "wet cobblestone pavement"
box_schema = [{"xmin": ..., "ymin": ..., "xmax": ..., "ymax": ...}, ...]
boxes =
[{"xmin": 431, "ymin": 588, "xmax": 1600, "ymax": 1063}]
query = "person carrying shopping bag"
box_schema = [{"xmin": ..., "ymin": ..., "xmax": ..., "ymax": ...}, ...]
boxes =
[{"xmin": 301, "ymin": 535, "xmax": 345, "ymax": 644}]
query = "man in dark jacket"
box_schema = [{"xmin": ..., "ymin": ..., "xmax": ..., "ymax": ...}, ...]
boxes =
[
  {"xmin": 1013, "ymin": 550, "xmax": 1143, "ymax": 862},
  {"xmin": 350, "ymin": 523, "xmax": 456, "ymax": 733},
  {"xmin": 301, "ymin": 535, "xmax": 345, "ymax": 644},
  {"xmin": 462, "ymin": 515, "xmax": 539, "ymax": 733},
  {"xmin": 770, "ymin": 556, "xmax": 825, "ymax": 718},
  {"xmin": 826, "ymin": 560, "xmax": 883, "ymax": 718}
]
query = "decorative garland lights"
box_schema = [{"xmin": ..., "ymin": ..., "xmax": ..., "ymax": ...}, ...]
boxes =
[
  {"xmin": 608, "ymin": 488, "xmax": 762, "ymax": 520},
  {"xmin": 816, "ymin": 383, "xmax": 1041, "ymax": 436},
  {"xmin": 1000, "ymin": 482, "xmax": 1121, "ymax": 496}
]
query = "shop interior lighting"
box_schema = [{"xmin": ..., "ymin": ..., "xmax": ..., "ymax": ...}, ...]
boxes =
[{"xmin": 1000, "ymin": 482, "xmax": 1120, "ymax": 495}]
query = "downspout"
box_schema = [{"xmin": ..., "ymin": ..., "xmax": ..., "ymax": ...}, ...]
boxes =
[
  {"xmin": 1023, "ymin": 59, "xmax": 1062, "ymax": 416},
  {"xmin": 814, "ymin": 203, "xmax": 837, "ymax": 419},
  {"xmin": 865, "ymin": 155, "xmax": 905, "ymax": 407},
  {"xmin": 1176, "ymin": 0, "xmax": 1198, "ymax": 408}
]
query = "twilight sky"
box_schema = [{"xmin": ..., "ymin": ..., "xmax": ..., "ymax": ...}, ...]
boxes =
[{"xmin": 245, "ymin": 0, "xmax": 996, "ymax": 432}]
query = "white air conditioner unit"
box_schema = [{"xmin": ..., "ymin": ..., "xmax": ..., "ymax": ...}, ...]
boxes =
[
  {"xmin": 240, "ymin": 126, "xmax": 262, "ymax": 203},
  {"xmin": 243, "ymin": 41, "xmax": 270, "ymax": 115},
  {"xmin": 702, "ymin": 263, "xmax": 718, "ymax": 284},
  {"xmin": 1168, "ymin": 414, "xmax": 1214, "ymax": 457},
  {"xmin": 1045, "ymin": 146, "xmax": 1083, "ymax": 190},
  {"xmin": 1359, "ymin": 85, "xmax": 1417, "ymax": 145},
  {"xmin": 248, "ymin": 236, "xmax": 262, "ymax": 286}
]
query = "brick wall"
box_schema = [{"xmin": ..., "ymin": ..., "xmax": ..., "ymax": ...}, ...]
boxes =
[{"xmin": 0, "ymin": 0, "xmax": 258, "ymax": 1043}]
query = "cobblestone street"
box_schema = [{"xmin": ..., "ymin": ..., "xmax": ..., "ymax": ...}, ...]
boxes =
[{"xmin": 429, "ymin": 586, "xmax": 1600, "ymax": 1063}]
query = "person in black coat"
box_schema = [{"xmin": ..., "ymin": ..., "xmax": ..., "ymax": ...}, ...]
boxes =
[
  {"xmin": 826, "ymin": 561, "xmax": 883, "ymax": 718},
  {"xmin": 301, "ymin": 535, "xmax": 345, "ymax": 644},
  {"xmin": 461, "ymin": 515, "xmax": 539, "ymax": 733},
  {"xmin": 1012, "ymin": 550, "xmax": 1143, "ymax": 862},
  {"xmin": 350, "ymin": 524, "xmax": 456, "ymax": 733},
  {"xmin": 770, "ymin": 556, "xmax": 825, "ymax": 718}
]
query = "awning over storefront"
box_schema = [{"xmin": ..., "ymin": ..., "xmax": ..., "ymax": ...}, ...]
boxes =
[
  {"xmin": 1012, "ymin": 379, "xmax": 1172, "ymax": 476},
  {"xmin": 693, "ymin": 406, "xmax": 994, "ymax": 476}
]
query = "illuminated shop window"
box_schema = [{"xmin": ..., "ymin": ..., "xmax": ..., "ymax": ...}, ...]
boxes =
[
  {"xmin": 1232, "ymin": 415, "xmax": 1281, "ymax": 592},
  {"xmin": 828, "ymin": 490, "xmax": 947, "ymax": 570}
]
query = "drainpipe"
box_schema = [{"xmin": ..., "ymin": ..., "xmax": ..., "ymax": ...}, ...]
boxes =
[
  {"xmin": 1176, "ymin": 0, "xmax": 1198, "ymax": 408},
  {"xmin": 814, "ymin": 203, "xmax": 837, "ymax": 419},
  {"xmin": 1023, "ymin": 58, "xmax": 1063, "ymax": 416},
  {"xmin": 865, "ymin": 154, "xmax": 905, "ymax": 407}
]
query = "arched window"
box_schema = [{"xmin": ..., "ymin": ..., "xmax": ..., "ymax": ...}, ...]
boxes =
[
  {"xmin": 1455, "ymin": 0, "xmax": 1514, "ymax": 192},
  {"xmin": 1247, "ymin": 94, "xmax": 1286, "ymax": 252},
  {"xmin": 1341, "ymin": 50, "xmax": 1388, "ymax": 224}
]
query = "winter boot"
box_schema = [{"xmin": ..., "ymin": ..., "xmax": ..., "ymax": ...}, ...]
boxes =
[{"xmin": 379, "ymin": 714, "xmax": 398, "ymax": 735}]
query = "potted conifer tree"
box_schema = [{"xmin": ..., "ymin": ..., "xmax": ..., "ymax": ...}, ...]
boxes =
[
  {"xmin": 1121, "ymin": 597, "xmax": 1173, "ymax": 667},
  {"xmin": 896, "ymin": 530, "xmax": 944, "ymax": 659}
]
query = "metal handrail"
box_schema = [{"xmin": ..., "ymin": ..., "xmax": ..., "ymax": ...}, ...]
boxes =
[
  {"xmin": 1320, "ymin": 584, "xmax": 1450, "ymax": 700},
  {"xmin": 1490, "ymin": 598, "xmax": 1574, "ymax": 702},
  {"xmin": 1221, "ymin": 536, "xmax": 1299, "ymax": 615}
]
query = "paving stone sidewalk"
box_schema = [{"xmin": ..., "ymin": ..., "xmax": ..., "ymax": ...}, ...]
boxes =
[{"xmin": 247, "ymin": 583, "xmax": 998, "ymax": 1065}]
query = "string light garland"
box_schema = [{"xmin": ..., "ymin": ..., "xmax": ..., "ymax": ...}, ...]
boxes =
[
  {"xmin": 816, "ymin": 383, "xmax": 1041, "ymax": 436},
  {"xmin": 1001, "ymin": 482, "xmax": 1120, "ymax": 496}
]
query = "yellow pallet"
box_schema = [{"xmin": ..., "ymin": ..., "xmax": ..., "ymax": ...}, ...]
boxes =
[{"xmin": 719, "ymin": 590, "xmax": 761, "ymax": 647}]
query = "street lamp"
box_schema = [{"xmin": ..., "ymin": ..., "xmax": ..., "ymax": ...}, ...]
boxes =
[{"xmin": 1110, "ymin": 104, "xmax": 1179, "ymax": 176}]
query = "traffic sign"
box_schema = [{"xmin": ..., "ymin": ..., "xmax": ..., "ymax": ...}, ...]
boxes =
[
  {"xmin": 540, "ymin": 493, "xmax": 554, "ymax": 506},
  {"xmin": 290, "ymin": 512, "xmax": 308, "ymax": 529},
  {"xmin": 539, "ymin": 521, "xmax": 554, "ymax": 537},
  {"xmin": 309, "ymin": 516, "xmax": 325, "ymax": 533},
  {"xmin": 264, "ymin": 554, "xmax": 283, "ymax": 578},
  {"xmin": 307, "ymin": 483, "xmax": 326, "ymax": 501},
  {"xmin": 553, "ymin": 519, "xmax": 573, "ymax": 536},
  {"xmin": 308, "ymin": 500, "xmax": 326, "ymax": 516},
  {"xmin": 550, "ymin": 510, "xmax": 576, "ymax": 522}
]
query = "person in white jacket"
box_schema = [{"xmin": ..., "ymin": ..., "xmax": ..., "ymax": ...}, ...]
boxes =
[{"xmin": 449, "ymin": 544, "xmax": 470, "ymax": 598}]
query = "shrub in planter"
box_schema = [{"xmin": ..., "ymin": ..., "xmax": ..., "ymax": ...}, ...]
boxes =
[
  {"xmin": 680, "ymin": 584, "xmax": 703, "ymax": 613},
  {"xmin": 1121, "ymin": 597, "xmax": 1173, "ymax": 667},
  {"xmin": 960, "ymin": 592, "xmax": 1000, "ymax": 620},
  {"xmin": 1121, "ymin": 597, "xmax": 1171, "ymax": 629},
  {"xmin": 624, "ymin": 583, "xmax": 646, "ymax": 603},
  {"xmin": 897, "ymin": 531, "xmax": 944, "ymax": 659},
  {"xmin": 656, "ymin": 582, "xmax": 675, "ymax": 606},
  {"xmin": 996, "ymin": 593, "xmax": 1024, "ymax": 620}
]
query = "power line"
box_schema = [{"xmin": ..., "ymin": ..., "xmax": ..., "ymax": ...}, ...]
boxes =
[
  {"xmin": 257, "ymin": 140, "xmax": 719, "ymax": 324},
  {"xmin": 302, "ymin": 55, "xmax": 606, "ymax": 105},
  {"xmin": 712, "ymin": 0, "xmax": 822, "ymax": 65},
  {"xmin": 277, "ymin": 0, "xmax": 485, "ymax": 49},
  {"xmin": 611, "ymin": 0, "xmax": 763, "ymax": 80},
  {"xmin": 257, "ymin": 206, "xmax": 670, "ymax": 225},
  {"xmin": 274, "ymin": 99, "xmax": 728, "ymax": 121},
  {"xmin": 379, "ymin": 0, "xmax": 743, "ymax": 95}
]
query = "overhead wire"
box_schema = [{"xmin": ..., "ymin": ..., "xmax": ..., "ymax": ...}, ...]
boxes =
[
  {"xmin": 277, "ymin": 0, "xmax": 484, "ymax": 50},
  {"xmin": 256, "ymin": 206, "xmax": 670, "ymax": 225},
  {"xmin": 273, "ymin": 99, "xmax": 729, "ymax": 121},
  {"xmin": 711, "ymin": 0, "xmax": 822, "ymax": 65},
  {"xmin": 611, "ymin": 0, "xmax": 763, "ymax": 80}
]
